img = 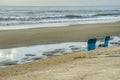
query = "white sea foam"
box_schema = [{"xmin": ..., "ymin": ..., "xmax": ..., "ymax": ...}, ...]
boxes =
[{"xmin": 0, "ymin": 16, "xmax": 120, "ymax": 30}]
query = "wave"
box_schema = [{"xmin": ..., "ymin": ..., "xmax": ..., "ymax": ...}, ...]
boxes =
[
  {"xmin": 1, "ymin": 13, "xmax": 120, "ymax": 21},
  {"xmin": 93, "ymin": 13, "xmax": 120, "ymax": 17},
  {"xmin": 0, "ymin": 14, "xmax": 85, "ymax": 21},
  {"xmin": 64, "ymin": 14, "xmax": 86, "ymax": 18},
  {"xmin": 65, "ymin": 13, "xmax": 120, "ymax": 18},
  {"xmin": 0, "ymin": 6, "xmax": 120, "ymax": 28}
]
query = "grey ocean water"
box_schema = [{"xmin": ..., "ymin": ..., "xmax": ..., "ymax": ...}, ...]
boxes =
[{"xmin": 0, "ymin": 6, "xmax": 120, "ymax": 30}]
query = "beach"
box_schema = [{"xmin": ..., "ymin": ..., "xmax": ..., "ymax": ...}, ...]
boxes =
[
  {"xmin": 0, "ymin": 4, "xmax": 120, "ymax": 80},
  {"xmin": 0, "ymin": 46, "xmax": 120, "ymax": 80},
  {"xmin": 0, "ymin": 22, "xmax": 119, "ymax": 80},
  {"xmin": 0, "ymin": 22, "xmax": 120, "ymax": 49}
]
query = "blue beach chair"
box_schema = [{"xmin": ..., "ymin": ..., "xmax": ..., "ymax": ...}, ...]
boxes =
[
  {"xmin": 104, "ymin": 36, "xmax": 110, "ymax": 47},
  {"xmin": 87, "ymin": 38, "xmax": 97, "ymax": 51},
  {"xmin": 80, "ymin": 38, "xmax": 97, "ymax": 58},
  {"xmin": 98, "ymin": 36, "xmax": 110, "ymax": 47}
]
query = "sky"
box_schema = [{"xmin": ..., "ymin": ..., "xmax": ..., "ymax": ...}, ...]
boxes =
[{"xmin": 0, "ymin": 0, "xmax": 120, "ymax": 6}]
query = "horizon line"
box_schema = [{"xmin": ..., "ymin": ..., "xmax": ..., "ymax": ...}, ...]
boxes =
[{"xmin": 0, "ymin": 5, "xmax": 120, "ymax": 7}]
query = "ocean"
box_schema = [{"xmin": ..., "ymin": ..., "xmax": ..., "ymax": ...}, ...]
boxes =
[{"xmin": 0, "ymin": 6, "xmax": 120, "ymax": 30}]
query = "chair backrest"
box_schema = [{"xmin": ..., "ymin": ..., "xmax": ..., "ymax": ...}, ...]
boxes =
[
  {"xmin": 104, "ymin": 36, "xmax": 110, "ymax": 47},
  {"xmin": 87, "ymin": 38, "xmax": 97, "ymax": 51}
]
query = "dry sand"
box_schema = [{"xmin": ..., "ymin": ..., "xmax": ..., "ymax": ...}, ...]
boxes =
[
  {"xmin": 0, "ymin": 46, "xmax": 120, "ymax": 80},
  {"xmin": 0, "ymin": 22, "xmax": 120, "ymax": 48}
]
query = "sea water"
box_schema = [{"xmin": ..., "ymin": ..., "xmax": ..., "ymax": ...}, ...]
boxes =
[
  {"xmin": 0, "ymin": 6, "xmax": 120, "ymax": 30},
  {"xmin": 0, "ymin": 36, "xmax": 120, "ymax": 67}
]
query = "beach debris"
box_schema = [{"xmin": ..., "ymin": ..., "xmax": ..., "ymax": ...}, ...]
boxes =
[
  {"xmin": 69, "ymin": 45, "xmax": 81, "ymax": 52},
  {"xmin": 32, "ymin": 56, "xmax": 44, "ymax": 61},
  {"xmin": 42, "ymin": 51, "xmax": 55, "ymax": 56},
  {"xmin": 21, "ymin": 56, "xmax": 47, "ymax": 63},
  {"xmin": 54, "ymin": 48, "xmax": 66, "ymax": 53},
  {"xmin": 69, "ymin": 45, "xmax": 75, "ymax": 48},
  {"xmin": 22, "ymin": 57, "xmax": 29, "ymax": 60},
  {"xmin": 25, "ymin": 54, "xmax": 36, "ymax": 56},
  {"xmin": 0, "ymin": 60, "xmax": 18, "ymax": 66},
  {"xmin": 42, "ymin": 49, "xmax": 65, "ymax": 57},
  {"xmin": 21, "ymin": 57, "xmax": 33, "ymax": 62},
  {"xmin": 71, "ymin": 47, "xmax": 80, "ymax": 51}
]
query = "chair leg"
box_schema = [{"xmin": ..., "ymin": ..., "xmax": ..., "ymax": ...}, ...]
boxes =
[
  {"xmin": 95, "ymin": 51, "xmax": 97, "ymax": 56},
  {"xmin": 80, "ymin": 53, "xmax": 83, "ymax": 58},
  {"xmin": 85, "ymin": 53, "xmax": 89, "ymax": 58}
]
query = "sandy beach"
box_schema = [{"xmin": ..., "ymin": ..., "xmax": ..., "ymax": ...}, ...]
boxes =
[
  {"xmin": 0, "ymin": 22, "xmax": 120, "ymax": 48},
  {"xmin": 0, "ymin": 22, "xmax": 120, "ymax": 80},
  {"xmin": 0, "ymin": 46, "xmax": 120, "ymax": 80},
  {"xmin": 0, "ymin": 3, "xmax": 120, "ymax": 80}
]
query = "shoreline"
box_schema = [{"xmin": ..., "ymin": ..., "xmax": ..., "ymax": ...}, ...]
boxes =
[
  {"xmin": 0, "ymin": 21, "xmax": 120, "ymax": 31},
  {"xmin": 0, "ymin": 22, "xmax": 120, "ymax": 49},
  {"xmin": 1, "ymin": 21, "xmax": 120, "ymax": 31},
  {"xmin": 0, "ymin": 46, "xmax": 120, "ymax": 80}
]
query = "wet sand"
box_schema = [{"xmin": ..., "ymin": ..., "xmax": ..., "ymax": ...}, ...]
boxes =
[
  {"xmin": 0, "ymin": 22, "xmax": 120, "ymax": 79},
  {"xmin": 0, "ymin": 22, "xmax": 120, "ymax": 48},
  {"xmin": 0, "ymin": 46, "xmax": 120, "ymax": 80}
]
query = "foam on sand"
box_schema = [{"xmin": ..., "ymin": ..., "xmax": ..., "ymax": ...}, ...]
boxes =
[{"xmin": 0, "ymin": 36, "xmax": 119, "ymax": 67}]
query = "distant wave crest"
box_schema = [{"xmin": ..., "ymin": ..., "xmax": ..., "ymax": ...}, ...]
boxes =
[
  {"xmin": 64, "ymin": 14, "xmax": 85, "ymax": 18},
  {"xmin": 0, "ymin": 6, "xmax": 120, "ymax": 27},
  {"xmin": 93, "ymin": 13, "xmax": 120, "ymax": 17}
]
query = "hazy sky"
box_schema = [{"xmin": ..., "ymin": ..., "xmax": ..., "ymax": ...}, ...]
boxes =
[{"xmin": 0, "ymin": 0, "xmax": 120, "ymax": 6}]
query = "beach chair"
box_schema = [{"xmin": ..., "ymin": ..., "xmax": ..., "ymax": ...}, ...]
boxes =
[
  {"xmin": 104, "ymin": 36, "xmax": 110, "ymax": 47},
  {"xmin": 80, "ymin": 38, "xmax": 97, "ymax": 58},
  {"xmin": 81, "ymin": 38, "xmax": 97, "ymax": 57},
  {"xmin": 98, "ymin": 36, "xmax": 110, "ymax": 47},
  {"xmin": 87, "ymin": 38, "xmax": 97, "ymax": 51}
]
